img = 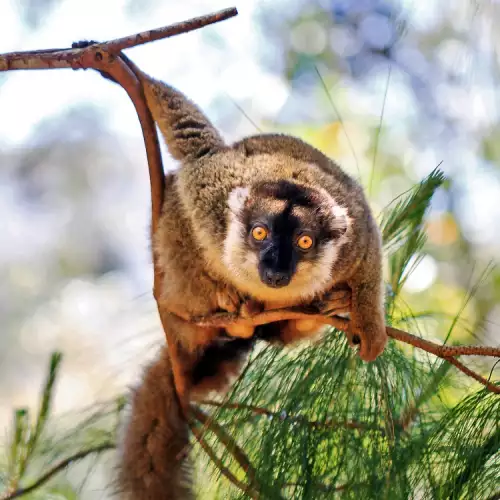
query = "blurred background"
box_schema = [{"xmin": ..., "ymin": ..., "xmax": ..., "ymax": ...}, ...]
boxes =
[{"xmin": 1, "ymin": 0, "xmax": 500, "ymax": 496}]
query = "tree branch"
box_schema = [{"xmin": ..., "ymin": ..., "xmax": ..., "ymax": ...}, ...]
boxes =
[
  {"xmin": 0, "ymin": 7, "xmax": 240, "ymax": 409},
  {"xmin": 105, "ymin": 8, "xmax": 238, "ymax": 53},
  {"xmin": 192, "ymin": 309, "xmax": 500, "ymax": 394},
  {"xmin": 0, "ymin": 8, "xmax": 238, "ymax": 72},
  {"xmin": 444, "ymin": 356, "xmax": 499, "ymax": 394}
]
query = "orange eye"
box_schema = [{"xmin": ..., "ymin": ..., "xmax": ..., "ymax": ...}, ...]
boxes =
[
  {"xmin": 297, "ymin": 234, "xmax": 314, "ymax": 250},
  {"xmin": 251, "ymin": 226, "xmax": 268, "ymax": 241}
]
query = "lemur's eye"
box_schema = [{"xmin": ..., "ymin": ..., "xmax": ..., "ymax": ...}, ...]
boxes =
[
  {"xmin": 251, "ymin": 225, "xmax": 268, "ymax": 241},
  {"xmin": 297, "ymin": 234, "xmax": 314, "ymax": 250}
]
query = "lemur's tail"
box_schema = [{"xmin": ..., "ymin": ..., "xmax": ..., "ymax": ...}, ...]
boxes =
[{"xmin": 118, "ymin": 347, "xmax": 193, "ymax": 500}]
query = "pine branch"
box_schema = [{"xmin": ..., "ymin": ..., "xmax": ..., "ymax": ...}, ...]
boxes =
[
  {"xmin": 0, "ymin": 443, "xmax": 114, "ymax": 500},
  {"xmin": 200, "ymin": 400, "xmax": 384, "ymax": 433},
  {"xmin": 190, "ymin": 406, "xmax": 259, "ymax": 488},
  {"xmin": 380, "ymin": 167, "xmax": 445, "ymax": 249},
  {"xmin": 190, "ymin": 426, "xmax": 259, "ymax": 500}
]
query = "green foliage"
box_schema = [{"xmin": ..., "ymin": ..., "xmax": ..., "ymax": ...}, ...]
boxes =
[
  {"xmin": 380, "ymin": 168, "xmax": 446, "ymax": 305},
  {"xmin": 0, "ymin": 353, "xmax": 118, "ymax": 499},
  {"xmin": 1, "ymin": 168, "xmax": 499, "ymax": 499}
]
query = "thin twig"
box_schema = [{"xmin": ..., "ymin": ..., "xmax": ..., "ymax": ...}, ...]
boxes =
[
  {"xmin": 200, "ymin": 400, "xmax": 384, "ymax": 433},
  {"xmin": 444, "ymin": 356, "xmax": 500, "ymax": 394},
  {"xmin": 1, "ymin": 443, "xmax": 114, "ymax": 500},
  {"xmin": 105, "ymin": 8, "xmax": 238, "ymax": 53}
]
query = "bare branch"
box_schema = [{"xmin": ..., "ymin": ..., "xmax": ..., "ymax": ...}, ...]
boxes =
[
  {"xmin": 105, "ymin": 7, "xmax": 238, "ymax": 53},
  {"xmin": 0, "ymin": 8, "xmax": 238, "ymax": 72},
  {"xmin": 444, "ymin": 356, "xmax": 500, "ymax": 394},
  {"xmin": 386, "ymin": 326, "xmax": 500, "ymax": 358}
]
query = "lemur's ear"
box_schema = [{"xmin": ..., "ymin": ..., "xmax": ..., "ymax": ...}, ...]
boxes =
[{"xmin": 143, "ymin": 78, "xmax": 226, "ymax": 161}]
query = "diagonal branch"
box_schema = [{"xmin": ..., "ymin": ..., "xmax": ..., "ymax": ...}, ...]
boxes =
[
  {"xmin": 444, "ymin": 356, "xmax": 499, "ymax": 394},
  {"xmin": 105, "ymin": 8, "xmax": 238, "ymax": 53},
  {"xmin": 3, "ymin": 7, "xmax": 239, "ymax": 410}
]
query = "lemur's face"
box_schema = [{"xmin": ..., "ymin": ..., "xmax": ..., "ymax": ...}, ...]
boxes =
[{"xmin": 224, "ymin": 180, "xmax": 349, "ymax": 302}]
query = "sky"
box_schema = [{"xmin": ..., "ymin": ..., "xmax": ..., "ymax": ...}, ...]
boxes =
[{"xmin": 0, "ymin": 0, "xmax": 447, "ymax": 146}]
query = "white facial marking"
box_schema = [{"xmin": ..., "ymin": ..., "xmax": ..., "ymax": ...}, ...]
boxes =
[
  {"xmin": 223, "ymin": 187, "xmax": 250, "ymax": 281},
  {"xmin": 228, "ymin": 186, "xmax": 249, "ymax": 214},
  {"xmin": 223, "ymin": 184, "xmax": 352, "ymax": 303}
]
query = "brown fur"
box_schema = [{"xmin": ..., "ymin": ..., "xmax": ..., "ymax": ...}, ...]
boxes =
[
  {"xmin": 116, "ymin": 57, "xmax": 387, "ymax": 499},
  {"xmin": 118, "ymin": 348, "xmax": 193, "ymax": 500},
  {"xmin": 144, "ymin": 84, "xmax": 386, "ymax": 360}
]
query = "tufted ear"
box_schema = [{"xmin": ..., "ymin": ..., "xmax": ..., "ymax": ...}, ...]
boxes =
[{"xmin": 142, "ymin": 77, "xmax": 226, "ymax": 162}]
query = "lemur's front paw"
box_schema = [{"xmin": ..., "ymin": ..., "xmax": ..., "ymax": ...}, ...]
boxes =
[
  {"xmin": 216, "ymin": 285, "xmax": 262, "ymax": 339},
  {"xmin": 239, "ymin": 299, "xmax": 265, "ymax": 318},
  {"xmin": 349, "ymin": 322, "xmax": 387, "ymax": 362},
  {"xmin": 311, "ymin": 286, "xmax": 352, "ymax": 316},
  {"xmin": 216, "ymin": 284, "xmax": 244, "ymax": 313},
  {"xmin": 216, "ymin": 284, "xmax": 263, "ymax": 317}
]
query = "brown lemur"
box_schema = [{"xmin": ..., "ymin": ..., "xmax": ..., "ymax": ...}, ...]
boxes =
[{"xmin": 79, "ymin": 45, "xmax": 387, "ymax": 499}]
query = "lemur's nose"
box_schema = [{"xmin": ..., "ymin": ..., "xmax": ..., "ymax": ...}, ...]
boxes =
[{"xmin": 263, "ymin": 270, "xmax": 291, "ymax": 288}]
